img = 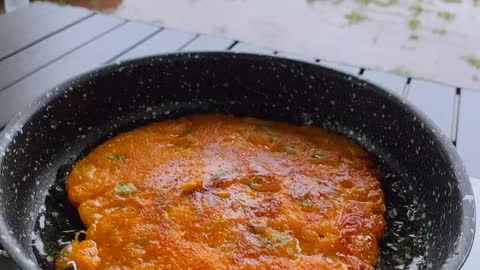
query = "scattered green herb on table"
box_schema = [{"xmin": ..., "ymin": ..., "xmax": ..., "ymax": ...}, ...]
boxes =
[
  {"xmin": 345, "ymin": 11, "xmax": 368, "ymax": 24},
  {"xmin": 437, "ymin": 11, "xmax": 456, "ymax": 21},
  {"xmin": 409, "ymin": 4, "xmax": 423, "ymax": 15},
  {"xmin": 374, "ymin": 0, "xmax": 397, "ymax": 7},
  {"xmin": 355, "ymin": 0, "xmax": 397, "ymax": 7},
  {"xmin": 464, "ymin": 55, "xmax": 480, "ymax": 69},
  {"xmin": 390, "ymin": 67, "xmax": 412, "ymax": 77},
  {"xmin": 408, "ymin": 18, "xmax": 420, "ymax": 31}
]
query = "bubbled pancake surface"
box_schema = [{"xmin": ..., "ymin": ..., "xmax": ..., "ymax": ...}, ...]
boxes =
[{"xmin": 57, "ymin": 115, "xmax": 385, "ymax": 270}]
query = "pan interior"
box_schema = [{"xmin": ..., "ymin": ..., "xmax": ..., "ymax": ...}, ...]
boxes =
[
  {"xmin": 32, "ymin": 138, "xmax": 428, "ymax": 269},
  {"xmin": 0, "ymin": 53, "xmax": 473, "ymax": 270}
]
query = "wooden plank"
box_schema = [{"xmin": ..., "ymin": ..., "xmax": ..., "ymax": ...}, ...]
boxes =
[
  {"xmin": 0, "ymin": 2, "xmax": 47, "ymax": 28},
  {"xmin": 0, "ymin": 3, "xmax": 53, "ymax": 39},
  {"xmin": 362, "ymin": 69, "xmax": 407, "ymax": 97},
  {"xmin": 319, "ymin": 60, "xmax": 360, "ymax": 75},
  {"xmin": 0, "ymin": 14, "xmax": 124, "ymax": 90},
  {"xmin": 406, "ymin": 79, "xmax": 456, "ymax": 139},
  {"xmin": 180, "ymin": 34, "xmax": 234, "ymax": 51},
  {"xmin": 0, "ymin": 22, "xmax": 158, "ymax": 126},
  {"xmin": 115, "ymin": 28, "xmax": 195, "ymax": 62},
  {"xmin": 456, "ymin": 89, "xmax": 480, "ymax": 178},
  {"xmin": 230, "ymin": 42, "xmax": 274, "ymax": 54},
  {"xmin": 0, "ymin": 2, "xmax": 93, "ymax": 60}
]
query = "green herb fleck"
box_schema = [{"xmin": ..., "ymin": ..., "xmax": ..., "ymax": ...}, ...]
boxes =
[
  {"xmin": 464, "ymin": 55, "xmax": 480, "ymax": 69},
  {"xmin": 247, "ymin": 176, "xmax": 281, "ymax": 192},
  {"xmin": 109, "ymin": 154, "xmax": 126, "ymax": 161},
  {"xmin": 354, "ymin": 0, "xmax": 397, "ymax": 7},
  {"xmin": 312, "ymin": 153, "xmax": 326, "ymax": 160},
  {"xmin": 256, "ymin": 124, "xmax": 274, "ymax": 132},
  {"xmin": 180, "ymin": 126, "xmax": 193, "ymax": 136},
  {"xmin": 300, "ymin": 198, "xmax": 312, "ymax": 207},
  {"xmin": 267, "ymin": 230, "xmax": 294, "ymax": 245},
  {"xmin": 390, "ymin": 67, "xmax": 412, "ymax": 76},
  {"xmin": 432, "ymin": 28, "xmax": 447, "ymax": 35},
  {"xmin": 137, "ymin": 238, "xmax": 150, "ymax": 246},
  {"xmin": 409, "ymin": 4, "xmax": 423, "ymax": 15},
  {"xmin": 114, "ymin": 182, "xmax": 137, "ymax": 196},
  {"xmin": 268, "ymin": 136, "xmax": 278, "ymax": 143},
  {"xmin": 283, "ymin": 145, "xmax": 300, "ymax": 154},
  {"xmin": 355, "ymin": 0, "xmax": 372, "ymax": 5},
  {"xmin": 345, "ymin": 11, "xmax": 368, "ymax": 25},
  {"xmin": 374, "ymin": 0, "xmax": 397, "ymax": 7},
  {"xmin": 408, "ymin": 18, "xmax": 420, "ymax": 31},
  {"xmin": 437, "ymin": 11, "xmax": 456, "ymax": 21},
  {"xmin": 248, "ymin": 176, "xmax": 266, "ymax": 191}
]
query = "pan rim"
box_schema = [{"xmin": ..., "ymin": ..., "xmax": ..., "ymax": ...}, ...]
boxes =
[{"xmin": 0, "ymin": 51, "xmax": 475, "ymax": 270}]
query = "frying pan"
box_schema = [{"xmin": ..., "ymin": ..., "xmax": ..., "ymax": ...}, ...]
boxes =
[{"xmin": 0, "ymin": 52, "xmax": 475, "ymax": 269}]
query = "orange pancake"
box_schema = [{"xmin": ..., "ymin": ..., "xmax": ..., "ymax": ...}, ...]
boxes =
[{"xmin": 56, "ymin": 114, "xmax": 385, "ymax": 270}]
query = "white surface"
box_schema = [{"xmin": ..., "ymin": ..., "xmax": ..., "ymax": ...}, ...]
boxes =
[
  {"xmin": 108, "ymin": 0, "xmax": 480, "ymax": 89},
  {"xmin": 462, "ymin": 177, "xmax": 479, "ymax": 269},
  {"xmin": 4, "ymin": 0, "xmax": 29, "ymax": 12},
  {"xmin": 457, "ymin": 90, "xmax": 480, "ymax": 179}
]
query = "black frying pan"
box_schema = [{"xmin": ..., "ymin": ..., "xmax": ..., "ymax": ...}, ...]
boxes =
[{"xmin": 0, "ymin": 52, "xmax": 475, "ymax": 269}]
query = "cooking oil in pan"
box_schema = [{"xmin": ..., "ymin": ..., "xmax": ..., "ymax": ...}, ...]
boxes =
[
  {"xmin": 33, "ymin": 164, "xmax": 84, "ymax": 269},
  {"xmin": 32, "ymin": 162, "xmax": 428, "ymax": 269}
]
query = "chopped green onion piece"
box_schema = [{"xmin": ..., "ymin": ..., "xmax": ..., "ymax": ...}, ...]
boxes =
[
  {"xmin": 465, "ymin": 55, "xmax": 480, "ymax": 69},
  {"xmin": 312, "ymin": 153, "xmax": 326, "ymax": 160},
  {"xmin": 437, "ymin": 11, "xmax": 456, "ymax": 21},
  {"xmin": 180, "ymin": 127, "xmax": 193, "ymax": 136},
  {"xmin": 345, "ymin": 11, "xmax": 368, "ymax": 24},
  {"xmin": 256, "ymin": 124, "xmax": 273, "ymax": 131},
  {"xmin": 114, "ymin": 182, "xmax": 137, "ymax": 196},
  {"xmin": 137, "ymin": 238, "xmax": 150, "ymax": 246},
  {"xmin": 268, "ymin": 136, "xmax": 278, "ymax": 143},
  {"xmin": 248, "ymin": 176, "xmax": 265, "ymax": 191},
  {"xmin": 300, "ymin": 199, "xmax": 312, "ymax": 207},
  {"xmin": 408, "ymin": 18, "xmax": 420, "ymax": 31},
  {"xmin": 283, "ymin": 145, "xmax": 300, "ymax": 154},
  {"xmin": 108, "ymin": 154, "xmax": 126, "ymax": 161},
  {"xmin": 267, "ymin": 230, "xmax": 294, "ymax": 245}
]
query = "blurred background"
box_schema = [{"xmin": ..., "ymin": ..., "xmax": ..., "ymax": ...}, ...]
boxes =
[{"xmin": 1, "ymin": 0, "xmax": 479, "ymax": 89}]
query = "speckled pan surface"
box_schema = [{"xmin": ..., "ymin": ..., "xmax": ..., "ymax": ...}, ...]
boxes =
[{"xmin": 0, "ymin": 52, "xmax": 475, "ymax": 270}]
